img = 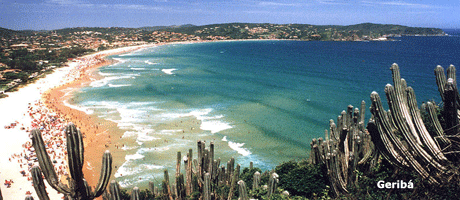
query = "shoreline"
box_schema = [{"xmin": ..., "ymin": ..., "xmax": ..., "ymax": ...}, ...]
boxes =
[
  {"xmin": 0, "ymin": 44, "xmax": 156, "ymax": 199},
  {"xmin": 1, "ymin": 39, "xmax": 293, "ymax": 199},
  {"xmin": 41, "ymin": 44, "xmax": 158, "ymax": 191}
]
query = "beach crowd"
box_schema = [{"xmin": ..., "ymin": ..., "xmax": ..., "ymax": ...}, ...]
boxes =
[
  {"xmin": 3, "ymin": 54, "xmax": 109, "ymax": 193},
  {"xmin": 6, "ymin": 100, "xmax": 70, "ymax": 188}
]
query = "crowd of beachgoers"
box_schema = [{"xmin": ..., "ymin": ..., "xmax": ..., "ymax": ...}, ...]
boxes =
[
  {"xmin": 2, "ymin": 51, "xmax": 117, "ymax": 198},
  {"xmin": 1, "ymin": 44, "xmax": 156, "ymax": 199},
  {"xmin": 6, "ymin": 100, "xmax": 70, "ymax": 186}
]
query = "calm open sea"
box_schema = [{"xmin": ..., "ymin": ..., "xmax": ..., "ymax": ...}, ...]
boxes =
[{"xmin": 69, "ymin": 30, "xmax": 460, "ymax": 188}]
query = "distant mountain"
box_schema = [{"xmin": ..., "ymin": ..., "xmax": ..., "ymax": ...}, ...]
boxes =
[
  {"xmin": 53, "ymin": 27, "xmax": 141, "ymax": 35},
  {"xmin": 0, "ymin": 27, "xmax": 21, "ymax": 38},
  {"xmin": 157, "ymin": 23, "xmax": 446, "ymax": 41},
  {"xmin": 140, "ymin": 24, "xmax": 196, "ymax": 31},
  {"xmin": 0, "ymin": 23, "xmax": 447, "ymax": 41}
]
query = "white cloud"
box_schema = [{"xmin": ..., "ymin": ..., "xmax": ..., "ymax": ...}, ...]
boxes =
[
  {"xmin": 113, "ymin": 4, "xmax": 163, "ymax": 11},
  {"xmin": 258, "ymin": 1, "xmax": 300, "ymax": 6},
  {"xmin": 45, "ymin": 0, "xmax": 81, "ymax": 5},
  {"xmin": 316, "ymin": 0, "xmax": 347, "ymax": 5},
  {"xmin": 361, "ymin": 1, "xmax": 435, "ymax": 9}
]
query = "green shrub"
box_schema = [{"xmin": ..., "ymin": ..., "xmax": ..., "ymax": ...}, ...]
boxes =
[
  {"xmin": 275, "ymin": 160, "xmax": 329, "ymax": 198},
  {"xmin": 240, "ymin": 167, "xmax": 263, "ymax": 190}
]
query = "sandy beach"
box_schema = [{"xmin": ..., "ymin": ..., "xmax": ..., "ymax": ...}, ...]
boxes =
[{"xmin": 0, "ymin": 44, "xmax": 155, "ymax": 199}]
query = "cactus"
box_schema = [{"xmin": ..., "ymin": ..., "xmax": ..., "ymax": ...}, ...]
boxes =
[
  {"xmin": 162, "ymin": 169, "xmax": 173, "ymax": 200},
  {"xmin": 238, "ymin": 180, "xmax": 249, "ymax": 200},
  {"xmin": 31, "ymin": 123, "xmax": 112, "ymax": 200},
  {"xmin": 31, "ymin": 166, "xmax": 50, "ymax": 200},
  {"xmin": 309, "ymin": 100, "xmax": 377, "ymax": 196},
  {"xmin": 25, "ymin": 196, "xmax": 34, "ymax": 200},
  {"xmin": 148, "ymin": 181, "xmax": 155, "ymax": 199},
  {"xmin": 252, "ymin": 171, "xmax": 261, "ymax": 190},
  {"xmin": 203, "ymin": 173, "xmax": 211, "ymax": 200},
  {"xmin": 308, "ymin": 63, "xmax": 460, "ymax": 196},
  {"xmin": 108, "ymin": 180, "xmax": 121, "ymax": 200},
  {"xmin": 130, "ymin": 187, "xmax": 139, "ymax": 200},
  {"xmin": 267, "ymin": 173, "xmax": 279, "ymax": 199}
]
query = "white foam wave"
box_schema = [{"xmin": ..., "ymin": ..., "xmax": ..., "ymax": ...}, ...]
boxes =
[
  {"xmin": 158, "ymin": 108, "xmax": 232, "ymax": 134},
  {"xmin": 162, "ymin": 68, "xmax": 177, "ymax": 75},
  {"xmin": 130, "ymin": 67, "xmax": 146, "ymax": 71},
  {"xmin": 158, "ymin": 130, "xmax": 182, "ymax": 135},
  {"xmin": 137, "ymin": 132, "xmax": 160, "ymax": 142},
  {"xmin": 144, "ymin": 60, "xmax": 158, "ymax": 65},
  {"xmin": 228, "ymin": 141, "xmax": 251, "ymax": 156},
  {"xmin": 63, "ymin": 100, "xmax": 94, "ymax": 115},
  {"xmin": 188, "ymin": 109, "xmax": 232, "ymax": 134},
  {"xmin": 121, "ymin": 145, "xmax": 137, "ymax": 151},
  {"xmin": 98, "ymin": 72, "xmax": 115, "ymax": 76},
  {"xmin": 114, "ymin": 163, "xmax": 163, "ymax": 179},
  {"xmin": 137, "ymin": 146, "xmax": 170, "ymax": 153},
  {"xmin": 125, "ymin": 153, "xmax": 144, "ymax": 160},
  {"xmin": 108, "ymin": 84, "xmax": 131, "ymax": 88},
  {"xmin": 201, "ymin": 119, "xmax": 232, "ymax": 134},
  {"xmin": 111, "ymin": 58, "xmax": 129, "ymax": 66},
  {"xmin": 90, "ymin": 75, "xmax": 134, "ymax": 88}
]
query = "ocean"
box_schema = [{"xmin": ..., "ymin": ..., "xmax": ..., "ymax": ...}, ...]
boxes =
[{"xmin": 69, "ymin": 30, "xmax": 460, "ymax": 188}]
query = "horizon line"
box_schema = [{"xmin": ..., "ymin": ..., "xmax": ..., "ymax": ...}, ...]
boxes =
[{"xmin": 2, "ymin": 22, "xmax": 457, "ymax": 32}]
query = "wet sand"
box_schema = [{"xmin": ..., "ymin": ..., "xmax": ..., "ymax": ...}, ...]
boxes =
[{"xmin": 41, "ymin": 45, "xmax": 157, "ymax": 192}]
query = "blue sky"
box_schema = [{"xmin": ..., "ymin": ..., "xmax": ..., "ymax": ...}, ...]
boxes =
[{"xmin": 1, "ymin": 0, "xmax": 459, "ymax": 30}]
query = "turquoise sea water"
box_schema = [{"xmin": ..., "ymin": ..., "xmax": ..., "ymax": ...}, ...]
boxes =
[{"xmin": 70, "ymin": 33, "xmax": 460, "ymax": 188}]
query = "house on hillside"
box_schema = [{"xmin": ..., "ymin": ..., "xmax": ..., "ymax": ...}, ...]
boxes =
[{"xmin": 10, "ymin": 44, "xmax": 29, "ymax": 50}]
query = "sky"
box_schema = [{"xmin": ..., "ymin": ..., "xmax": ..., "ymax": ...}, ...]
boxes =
[{"xmin": 0, "ymin": 0, "xmax": 459, "ymax": 30}]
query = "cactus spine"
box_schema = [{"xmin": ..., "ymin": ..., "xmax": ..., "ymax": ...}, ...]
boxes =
[{"xmin": 31, "ymin": 123, "xmax": 112, "ymax": 200}]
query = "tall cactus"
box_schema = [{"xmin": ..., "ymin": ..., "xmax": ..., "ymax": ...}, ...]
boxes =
[
  {"xmin": 203, "ymin": 173, "xmax": 211, "ymax": 200},
  {"xmin": 238, "ymin": 180, "xmax": 249, "ymax": 200},
  {"xmin": 31, "ymin": 123, "xmax": 112, "ymax": 200},
  {"xmin": 130, "ymin": 187, "xmax": 140, "ymax": 200},
  {"xmin": 252, "ymin": 171, "xmax": 261, "ymax": 190},
  {"xmin": 267, "ymin": 173, "xmax": 279, "ymax": 199}
]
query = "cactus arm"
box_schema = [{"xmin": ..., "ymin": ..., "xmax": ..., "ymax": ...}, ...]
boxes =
[
  {"xmin": 203, "ymin": 173, "xmax": 211, "ymax": 200},
  {"xmin": 31, "ymin": 166, "xmax": 50, "ymax": 200},
  {"xmin": 238, "ymin": 180, "xmax": 249, "ymax": 200},
  {"xmin": 371, "ymin": 90, "xmax": 438, "ymax": 184},
  {"xmin": 386, "ymin": 84, "xmax": 447, "ymax": 173},
  {"xmin": 130, "ymin": 187, "xmax": 140, "ymax": 200},
  {"xmin": 424, "ymin": 102, "xmax": 451, "ymax": 147},
  {"xmin": 406, "ymin": 87, "xmax": 448, "ymax": 162},
  {"xmin": 390, "ymin": 64, "xmax": 423, "ymax": 146},
  {"xmin": 93, "ymin": 150, "xmax": 113, "ymax": 197},
  {"xmin": 267, "ymin": 173, "xmax": 279, "ymax": 198},
  {"xmin": 31, "ymin": 129, "xmax": 71, "ymax": 194},
  {"xmin": 252, "ymin": 171, "xmax": 261, "ymax": 190},
  {"xmin": 65, "ymin": 124, "xmax": 84, "ymax": 183},
  {"xmin": 109, "ymin": 180, "xmax": 121, "ymax": 200},
  {"xmin": 359, "ymin": 100, "xmax": 366, "ymax": 129},
  {"xmin": 435, "ymin": 65, "xmax": 447, "ymax": 101}
]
